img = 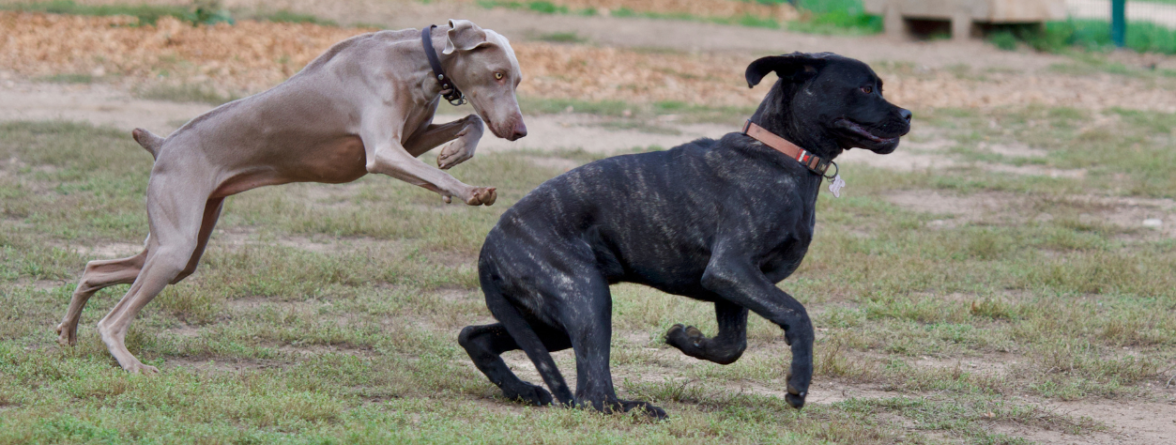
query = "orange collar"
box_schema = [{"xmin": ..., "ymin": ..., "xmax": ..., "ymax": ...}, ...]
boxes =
[{"xmin": 742, "ymin": 120, "xmax": 835, "ymax": 177}]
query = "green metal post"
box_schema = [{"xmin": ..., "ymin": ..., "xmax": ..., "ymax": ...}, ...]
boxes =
[{"xmin": 1111, "ymin": 0, "xmax": 1127, "ymax": 48}]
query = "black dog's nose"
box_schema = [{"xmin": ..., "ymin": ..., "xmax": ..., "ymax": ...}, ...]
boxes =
[{"xmin": 899, "ymin": 109, "xmax": 912, "ymax": 122}]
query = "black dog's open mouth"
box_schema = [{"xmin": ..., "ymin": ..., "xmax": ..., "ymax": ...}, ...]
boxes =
[{"xmin": 834, "ymin": 118, "xmax": 899, "ymax": 145}]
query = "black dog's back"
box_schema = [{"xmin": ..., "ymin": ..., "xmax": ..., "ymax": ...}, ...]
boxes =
[{"xmin": 481, "ymin": 135, "xmax": 815, "ymax": 299}]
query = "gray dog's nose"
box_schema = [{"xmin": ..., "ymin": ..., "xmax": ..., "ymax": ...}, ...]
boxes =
[
  {"xmin": 899, "ymin": 109, "xmax": 913, "ymax": 122},
  {"xmin": 511, "ymin": 122, "xmax": 528, "ymax": 141}
]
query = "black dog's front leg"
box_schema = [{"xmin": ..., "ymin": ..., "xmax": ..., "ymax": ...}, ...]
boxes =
[
  {"xmin": 699, "ymin": 255, "xmax": 813, "ymax": 409},
  {"xmin": 665, "ymin": 300, "xmax": 748, "ymax": 365}
]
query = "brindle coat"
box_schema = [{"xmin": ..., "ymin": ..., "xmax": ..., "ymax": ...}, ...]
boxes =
[{"xmin": 459, "ymin": 52, "xmax": 912, "ymax": 417}]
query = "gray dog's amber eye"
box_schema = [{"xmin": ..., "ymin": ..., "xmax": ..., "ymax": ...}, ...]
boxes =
[
  {"xmin": 494, "ymin": 72, "xmax": 504, "ymax": 80},
  {"xmin": 861, "ymin": 86, "xmax": 873, "ymax": 94}
]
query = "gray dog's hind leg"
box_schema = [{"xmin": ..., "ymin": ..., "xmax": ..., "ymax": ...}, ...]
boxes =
[
  {"xmin": 56, "ymin": 248, "xmax": 148, "ymax": 346},
  {"xmin": 170, "ymin": 198, "xmax": 223, "ymax": 284},
  {"xmin": 665, "ymin": 300, "xmax": 749, "ymax": 365},
  {"xmin": 459, "ymin": 322, "xmax": 568, "ymax": 406},
  {"xmin": 95, "ymin": 178, "xmax": 214, "ymax": 373}
]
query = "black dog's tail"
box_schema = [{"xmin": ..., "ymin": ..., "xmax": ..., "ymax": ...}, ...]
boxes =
[
  {"xmin": 481, "ymin": 264, "xmax": 576, "ymax": 406},
  {"xmin": 131, "ymin": 128, "xmax": 164, "ymax": 161}
]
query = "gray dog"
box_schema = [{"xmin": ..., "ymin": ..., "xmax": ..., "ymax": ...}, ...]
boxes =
[{"xmin": 56, "ymin": 20, "xmax": 526, "ymax": 373}]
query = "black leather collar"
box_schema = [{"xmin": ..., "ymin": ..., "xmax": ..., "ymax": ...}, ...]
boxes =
[{"xmin": 422, "ymin": 25, "xmax": 466, "ymax": 106}]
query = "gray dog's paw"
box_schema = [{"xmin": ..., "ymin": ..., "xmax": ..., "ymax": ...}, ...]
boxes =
[
  {"xmin": 503, "ymin": 381, "xmax": 553, "ymax": 406},
  {"xmin": 437, "ymin": 139, "xmax": 474, "ymax": 170}
]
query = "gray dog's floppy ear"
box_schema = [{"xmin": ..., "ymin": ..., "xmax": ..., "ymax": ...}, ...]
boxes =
[
  {"xmin": 745, "ymin": 52, "xmax": 832, "ymax": 88},
  {"xmin": 444, "ymin": 19, "xmax": 493, "ymax": 54}
]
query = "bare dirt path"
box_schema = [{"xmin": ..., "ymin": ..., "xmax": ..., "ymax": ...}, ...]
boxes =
[
  {"xmin": 0, "ymin": 76, "xmax": 952, "ymax": 178},
  {"xmin": 0, "ymin": 76, "xmax": 209, "ymax": 132},
  {"xmin": 0, "ymin": 77, "xmax": 729, "ymax": 154}
]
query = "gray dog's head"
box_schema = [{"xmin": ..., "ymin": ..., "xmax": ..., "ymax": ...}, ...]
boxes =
[
  {"xmin": 746, "ymin": 52, "xmax": 911, "ymax": 156},
  {"xmin": 444, "ymin": 19, "xmax": 527, "ymax": 141}
]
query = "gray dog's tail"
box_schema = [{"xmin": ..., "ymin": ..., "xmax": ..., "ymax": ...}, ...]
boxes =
[
  {"xmin": 131, "ymin": 128, "xmax": 164, "ymax": 160},
  {"xmin": 481, "ymin": 268, "xmax": 576, "ymax": 406}
]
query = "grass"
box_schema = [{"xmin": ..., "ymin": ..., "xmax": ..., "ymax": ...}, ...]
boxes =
[
  {"xmin": 34, "ymin": 73, "xmax": 94, "ymax": 84},
  {"xmin": 0, "ymin": 1, "xmax": 337, "ymax": 27},
  {"xmin": 536, "ymin": 31, "xmax": 586, "ymax": 44},
  {"xmin": 519, "ymin": 97, "xmax": 757, "ymax": 125},
  {"xmin": 1048, "ymin": 52, "xmax": 1176, "ymax": 78},
  {"xmin": 0, "ymin": 103, "xmax": 1173, "ymax": 442},
  {"xmin": 474, "ymin": 0, "xmax": 881, "ymax": 35},
  {"xmin": 992, "ymin": 19, "xmax": 1176, "ymax": 55},
  {"xmin": 0, "ymin": 0, "xmax": 232, "ymax": 26},
  {"xmin": 253, "ymin": 10, "xmax": 336, "ymax": 26},
  {"xmin": 137, "ymin": 83, "xmax": 238, "ymax": 105}
]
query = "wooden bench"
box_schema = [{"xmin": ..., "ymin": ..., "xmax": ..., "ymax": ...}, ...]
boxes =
[{"xmin": 863, "ymin": 0, "xmax": 1068, "ymax": 41}]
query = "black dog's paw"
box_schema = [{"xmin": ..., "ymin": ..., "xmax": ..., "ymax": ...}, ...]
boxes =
[
  {"xmin": 785, "ymin": 392, "xmax": 806, "ymax": 409},
  {"xmin": 664, "ymin": 324, "xmax": 705, "ymax": 349},
  {"xmin": 621, "ymin": 400, "xmax": 668, "ymax": 420},
  {"xmin": 785, "ymin": 374, "xmax": 808, "ymax": 409},
  {"xmin": 503, "ymin": 381, "xmax": 553, "ymax": 406}
]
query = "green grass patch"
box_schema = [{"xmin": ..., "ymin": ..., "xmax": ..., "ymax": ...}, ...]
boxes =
[
  {"xmin": 518, "ymin": 96, "xmax": 756, "ymax": 125},
  {"xmin": 475, "ymin": 0, "xmax": 574, "ymax": 15},
  {"xmin": 536, "ymin": 31, "xmax": 586, "ymax": 43},
  {"xmin": 0, "ymin": 0, "xmax": 233, "ymax": 26},
  {"xmin": 251, "ymin": 9, "xmax": 336, "ymax": 26},
  {"xmin": 137, "ymin": 83, "xmax": 238, "ymax": 105},
  {"xmin": 994, "ymin": 19, "xmax": 1176, "ymax": 54},
  {"xmin": 474, "ymin": 0, "xmax": 880, "ymax": 34},
  {"xmin": 34, "ymin": 73, "xmax": 94, "ymax": 84}
]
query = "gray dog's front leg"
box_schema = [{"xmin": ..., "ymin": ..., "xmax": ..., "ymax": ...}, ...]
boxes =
[{"xmin": 404, "ymin": 114, "xmax": 484, "ymax": 170}]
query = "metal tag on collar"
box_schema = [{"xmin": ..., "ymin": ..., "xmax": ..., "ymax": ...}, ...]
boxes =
[
  {"xmin": 822, "ymin": 161, "xmax": 843, "ymax": 198},
  {"xmin": 829, "ymin": 174, "xmax": 846, "ymax": 198}
]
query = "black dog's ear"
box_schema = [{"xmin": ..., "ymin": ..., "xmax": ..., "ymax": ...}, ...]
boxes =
[{"xmin": 745, "ymin": 52, "xmax": 832, "ymax": 88}]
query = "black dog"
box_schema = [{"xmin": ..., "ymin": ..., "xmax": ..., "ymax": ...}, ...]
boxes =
[{"xmin": 459, "ymin": 52, "xmax": 911, "ymax": 418}]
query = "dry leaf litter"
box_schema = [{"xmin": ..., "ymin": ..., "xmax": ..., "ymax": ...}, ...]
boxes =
[{"xmin": 2, "ymin": 12, "xmax": 1175, "ymax": 112}]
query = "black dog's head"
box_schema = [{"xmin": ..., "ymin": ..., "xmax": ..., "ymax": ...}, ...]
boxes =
[{"xmin": 746, "ymin": 52, "xmax": 911, "ymax": 157}]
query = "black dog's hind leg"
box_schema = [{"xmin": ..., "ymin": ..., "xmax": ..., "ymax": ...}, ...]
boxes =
[
  {"xmin": 480, "ymin": 282, "xmax": 578, "ymax": 407},
  {"xmin": 665, "ymin": 300, "xmax": 748, "ymax": 365},
  {"xmin": 459, "ymin": 323, "xmax": 570, "ymax": 406},
  {"xmin": 561, "ymin": 275, "xmax": 667, "ymax": 419}
]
